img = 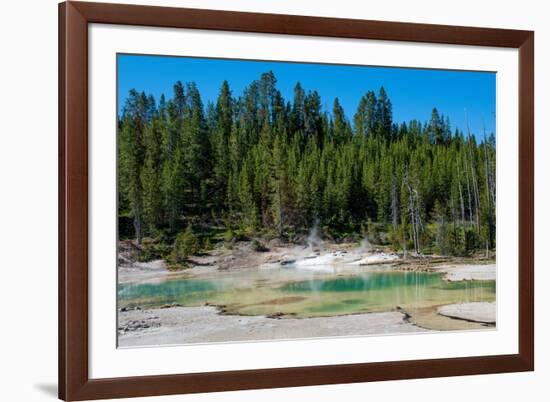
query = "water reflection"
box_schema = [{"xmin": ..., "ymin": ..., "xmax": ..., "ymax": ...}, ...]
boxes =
[{"xmin": 118, "ymin": 267, "xmax": 496, "ymax": 317}]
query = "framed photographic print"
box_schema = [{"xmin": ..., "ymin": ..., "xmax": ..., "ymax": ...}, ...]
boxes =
[{"xmin": 59, "ymin": 1, "xmax": 534, "ymax": 400}]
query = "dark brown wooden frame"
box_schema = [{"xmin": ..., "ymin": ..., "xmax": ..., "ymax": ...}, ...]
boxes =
[{"xmin": 59, "ymin": 1, "xmax": 534, "ymax": 400}]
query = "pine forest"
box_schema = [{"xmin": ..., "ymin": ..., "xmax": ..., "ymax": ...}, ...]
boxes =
[{"xmin": 118, "ymin": 71, "xmax": 496, "ymax": 265}]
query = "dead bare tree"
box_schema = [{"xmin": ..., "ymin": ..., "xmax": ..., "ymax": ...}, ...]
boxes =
[
  {"xmin": 456, "ymin": 157, "xmax": 465, "ymax": 225},
  {"xmin": 462, "ymin": 146, "xmax": 473, "ymax": 223},
  {"xmin": 404, "ymin": 171, "xmax": 422, "ymax": 255},
  {"xmin": 464, "ymin": 111, "xmax": 480, "ymax": 232},
  {"xmin": 482, "ymin": 127, "xmax": 496, "ymax": 211},
  {"xmin": 391, "ymin": 176, "xmax": 399, "ymax": 230},
  {"xmin": 467, "ymin": 134, "xmax": 481, "ymax": 232}
]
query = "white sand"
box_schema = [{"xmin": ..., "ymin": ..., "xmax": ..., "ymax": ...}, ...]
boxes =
[
  {"xmin": 118, "ymin": 259, "xmax": 169, "ymax": 284},
  {"xmin": 437, "ymin": 302, "xmax": 496, "ymax": 324},
  {"xmin": 118, "ymin": 306, "xmax": 427, "ymax": 347},
  {"xmin": 294, "ymin": 251, "xmax": 357, "ymax": 267},
  {"xmin": 436, "ymin": 264, "xmax": 496, "ymax": 282},
  {"xmin": 292, "ymin": 251, "xmax": 398, "ymax": 270},
  {"xmin": 350, "ymin": 253, "xmax": 399, "ymax": 265}
]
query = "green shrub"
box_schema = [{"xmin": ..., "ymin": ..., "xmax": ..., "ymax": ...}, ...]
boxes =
[
  {"xmin": 251, "ymin": 239, "xmax": 269, "ymax": 252},
  {"xmin": 136, "ymin": 241, "xmax": 169, "ymax": 262},
  {"xmin": 366, "ymin": 220, "xmax": 385, "ymax": 245},
  {"xmin": 223, "ymin": 227, "xmax": 250, "ymax": 246},
  {"xmin": 223, "ymin": 229, "xmax": 235, "ymax": 243},
  {"xmin": 202, "ymin": 237, "xmax": 213, "ymax": 251},
  {"xmin": 464, "ymin": 226, "xmax": 480, "ymax": 256},
  {"xmin": 389, "ymin": 226, "xmax": 406, "ymax": 252},
  {"xmin": 172, "ymin": 225, "xmax": 200, "ymax": 263},
  {"xmin": 233, "ymin": 228, "xmax": 250, "ymax": 241}
]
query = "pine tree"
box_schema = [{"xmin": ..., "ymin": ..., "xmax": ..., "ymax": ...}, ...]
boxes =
[
  {"xmin": 182, "ymin": 82, "xmax": 211, "ymax": 212},
  {"xmin": 290, "ymin": 82, "xmax": 305, "ymax": 136},
  {"xmin": 332, "ymin": 98, "xmax": 351, "ymax": 145},
  {"xmin": 141, "ymin": 114, "xmax": 163, "ymax": 234},
  {"xmin": 119, "ymin": 90, "xmax": 152, "ymax": 243},
  {"xmin": 212, "ymin": 80, "xmax": 233, "ymax": 210},
  {"xmin": 375, "ymin": 87, "xmax": 392, "ymax": 139},
  {"xmin": 118, "ymin": 72, "xmax": 496, "ymax": 256}
]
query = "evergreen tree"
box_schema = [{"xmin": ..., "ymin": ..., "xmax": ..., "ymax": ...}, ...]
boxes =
[
  {"xmin": 212, "ymin": 80, "xmax": 233, "ymax": 209},
  {"xmin": 375, "ymin": 87, "xmax": 392, "ymax": 139},
  {"xmin": 332, "ymin": 98, "xmax": 351, "ymax": 144},
  {"xmin": 141, "ymin": 114, "xmax": 163, "ymax": 234},
  {"xmin": 182, "ymin": 82, "xmax": 211, "ymax": 211},
  {"xmin": 119, "ymin": 90, "xmax": 152, "ymax": 243},
  {"xmin": 118, "ymin": 73, "xmax": 496, "ymax": 257},
  {"xmin": 290, "ymin": 82, "xmax": 305, "ymax": 135}
]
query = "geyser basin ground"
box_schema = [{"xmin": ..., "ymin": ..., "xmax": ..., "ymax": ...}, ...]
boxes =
[{"xmin": 118, "ymin": 251, "xmax": 496, "ymax": 346}]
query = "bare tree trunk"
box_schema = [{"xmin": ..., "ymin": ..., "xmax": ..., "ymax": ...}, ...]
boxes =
[
  {"xmin": 277, "ymin": 180, "xmax": 283, "ymax": 237},
  {"xmin": 483, "ymin": 135, "xmax": 491, "ymax": 206},
  {"xmin": 414, "ymin": 188, "xmax": 423, "ymax": 248},
  {"xmin": 133, "ymin": 210, "xmax": 142, "ymax": 245},
  {"xmin": 463, "ymin": 148, "xmax": 473, "ymax": 223},
  {"xmin": 391, "ymin": 177, "xmax": 399, "ymax": 229},
  {"xmin": 468, "ymin": 136, "xmax": 481, "ymax": 232},
  {"xmin": 489, "ymin": 146, "xmax": 496, "ymax": 209},
  {"xmin": 483, "ymin": 130, "xmax": 495, "ymax": 211},
  {"xmin": 405, "ymin": 174, "xmax": 420, "ymax": 255},
  {"xmin": 409, "ymin": 193, "xmax": 418, "ymax": 254},
  {"xmin": 456, "ymin": 158, "xmax": 465, "ymax": 225}
]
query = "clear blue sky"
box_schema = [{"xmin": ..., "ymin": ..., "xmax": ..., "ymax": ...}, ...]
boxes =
[{"xmin": 118, "ymin": 54, "xmax": 496, "ymax": 139}]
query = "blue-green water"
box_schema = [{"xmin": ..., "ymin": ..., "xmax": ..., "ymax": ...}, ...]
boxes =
[{"xmin": 118, "ymin": 268, "xmax": 496, "ymax": 317}]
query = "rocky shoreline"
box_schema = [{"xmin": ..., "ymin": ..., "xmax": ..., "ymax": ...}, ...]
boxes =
[{"xmin": 118, "ymin": 240, "xmax": 496, "ymax": 282}]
